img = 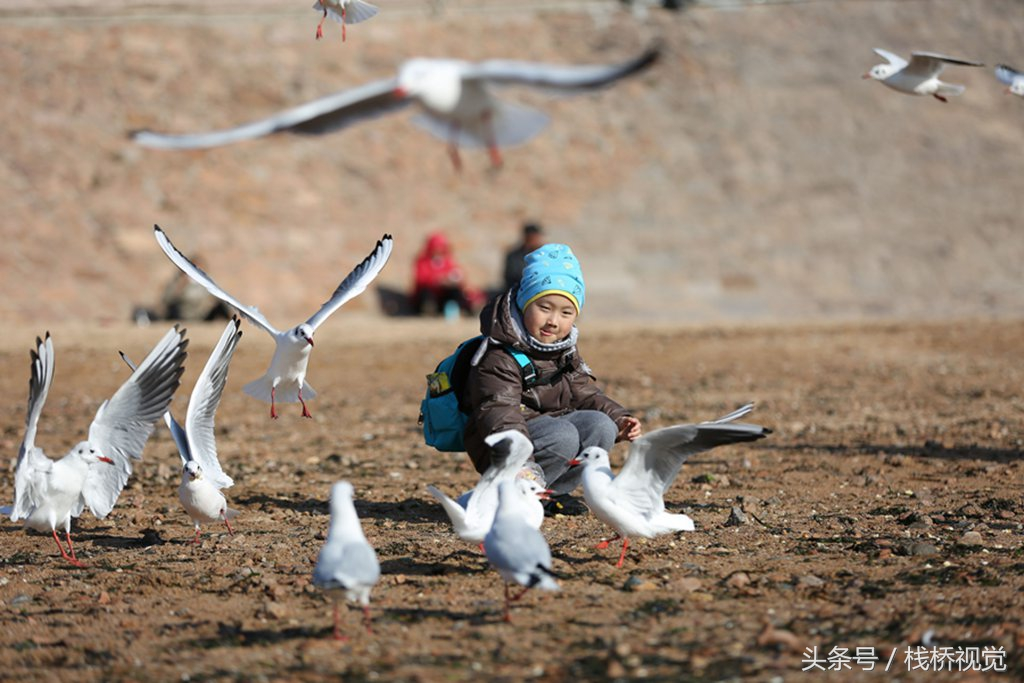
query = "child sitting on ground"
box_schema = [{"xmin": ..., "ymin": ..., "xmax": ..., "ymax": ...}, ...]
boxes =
[{"xmin": 463, "ymin": 243, "xmax": 641, "ymax": 512}]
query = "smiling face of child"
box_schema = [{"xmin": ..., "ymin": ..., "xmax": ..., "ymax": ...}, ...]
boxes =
[{"xmin": 522, "ymin": 293, "xmax": 578, "ymax": 343}]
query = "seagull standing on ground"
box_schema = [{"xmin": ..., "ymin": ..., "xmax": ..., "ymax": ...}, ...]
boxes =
[
  {"xmin": 312, "ymin": 481, "xmax": 381, "ymax": 640},
  {"xmin": 483, "ymin": 480, "xmax": 560, "ymax": 622},
  {"xmin": 574, "ymin": 404, "xmax": 770, "ymax": 568},
  {"xmin": 863, "ymin": 49, "xmax": 984, "ymax": 102},
  {"xmin": 132, "ymin": 45, "xmax": 661, "ymax": 170},
  {"xmin": 313, "ymin": 0, "xmax": 378, "ymax": 41},
  {"xmin": 994, "ymin": 64, "xmax": 1024, "ymax": 97},
  {"xmin": 121, "ymin": 318, "xmax": 242, "ymax": 543},
  {"xmin": 427, "ymin": 430, "xmax": 549, "ymax": 545},
  {"xmin": 153, "ymin": 226, "xmax": 393, "ymax": 419},
  {"xmin": 6, "ymin": 327, "xmax": 187, "ymax": 566}
]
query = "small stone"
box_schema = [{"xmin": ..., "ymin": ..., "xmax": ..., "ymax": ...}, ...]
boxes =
[
  {"xmin": 909, "ymin": 542, "xmax": 939, "ymax": 556},
  {"xmin": 959, "ymin": 531, "xmax": 984, "ymax": 546},
  {"xmin": 798, "ymin": 574, "xmax": 825, "ymax": 588},
  {"xmin": 725, "ymin": 506, "xmax": 748, "ymax": 526},
  {"xmin": 97, "ymin": 591, "xmax": 111, "ymax": 605},
  {"xmin": 677, "ymin": 577, "xmax": 702, "ymax": 593},
  {"xmin": 724, "ymin": 572, "xmax": 751, "ymax": 589},
  {"xmin": 622, "ymin": 575, "xmax": 658, "ymax": 592}
]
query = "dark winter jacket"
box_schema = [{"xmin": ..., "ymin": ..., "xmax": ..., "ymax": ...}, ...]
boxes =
[{"xmin": 463, "ymin": 290, "xmax": 631, "ymax": 473}]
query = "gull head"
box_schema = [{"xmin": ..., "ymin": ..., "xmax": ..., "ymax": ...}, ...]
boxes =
[
  {"xmin": 864, "ymin": 64, "xmax": 897, "ymax": 81},
  {"xmin": 291, "ymin": 323, "xmax": 314, "ymax": 348},
  {"xmin": 1010, "ymin": 81, "xmax": 1024, "ymax": 97},
  {"xmin": 71, "ymin": 442, "xmax": 114, "ymax": 465},
  {"xmin": 184, "ymin": 461, "xmax": 202, "ymax": 481},
  {"xmin": 571, "ymin": 446, "xmax": 611, "ymax": 469},
  {"xmin": 395, "ymin": 58, "xmax": 464, "ymax": 112},
  {"xmin": 516, "ymin": 478, "xmax": 552, "ymax": 501}
]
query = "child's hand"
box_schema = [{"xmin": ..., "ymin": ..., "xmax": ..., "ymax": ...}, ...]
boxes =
[{"xmin": 616, "ymin": 416, "xmax": 642, "ymax": 442}]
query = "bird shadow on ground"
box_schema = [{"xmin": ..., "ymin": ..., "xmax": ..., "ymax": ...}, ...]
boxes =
[
  {"xmin": 383, "ymin": 606, "xmax": 494, "ymax": 626},
  {"xmin": 765, "ymin": 442, "xmax": 1024, "ymax": 463},
  {"xmin": 355, "ymin": 499, "xmax": 448, "ymax": 524},
  {"xmin": 379, "ymin": 552, "xmax": 488, "ymax": 578},
  {"xmin": 188, "ymin": 621, "xmax": 322, "ymax": 649},
  {"xmin": 234, "ymin": 493, "xmax": 325, "ymax": 513}
]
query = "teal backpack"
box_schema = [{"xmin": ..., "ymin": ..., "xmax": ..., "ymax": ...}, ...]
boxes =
[{"xmin": 420, "ymin": 336, "xmax": 538, "ymax": 452}]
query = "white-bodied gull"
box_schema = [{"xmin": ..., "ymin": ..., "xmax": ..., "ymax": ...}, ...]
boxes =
[
  {"xmin": 132, "ymin": 45, "xmax": 660, "ymax": 170},
  {"xmin": 863, "ymin": 49, "xmax": 984, "ymax": 102},
  {"xmin": 6, "ymin": 327, "xmax": 187, "ymax": 566},
  {"xmin": 574, "ymin": 403, "xmax": 771, "ymax": 567},
  {"xmin": 312, "ymin": 481, "xmax": 381, "ymax": 639},
  {"xmin": 313, "ymin": 0, "xmax": 378, "ymax": 41},
  {"xmin": 483, "ymin": 480, "xmax": 560, "ymax": 622},
  {"xmin": 995, "ymin": 64, "xmax": 1024, "ymax": 97},
  {"xmin": 121, "ymin": 318, "xmax": 242, "ymax": 543},
  {"xmin": 153, "ymin": 225, "xmax": 393, "ymax": 419}
]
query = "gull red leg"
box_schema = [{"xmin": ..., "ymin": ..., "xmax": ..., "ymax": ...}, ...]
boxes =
[
  {"xmin": 595, "ymin": 533, "xmax": 620, "ymax": 550},
  {"xmin": 316, "ymin": 6, "xmax": 327, "ymax": 40},
  {"xmin": 270, "ymin": 387, "xmax": 278, "ymax": 420},
  {"xmin": 615, "ymin": 537, "xmax": 630, "ymax": 568},
  {"xmin": 193, "ymin": 526, "xmax": 202, "ymax": 545},
  {"xmin": 482, "ymin": 111, "xmax": 503, "ymax": 169},
  {"xmin": 298, "ymin": 389, "xmax": 312, "ymax": 419},
  {"xmin": 342, "ymin": 8, "xmax": 346, "ymax": 42},
  {"xmin": 362, "ymin": 605, "xmax": 373, "ymax": 633},
  {"xmin": 332, "ymin": 604, "xmax": 349, "ymax": 641},
  {"xmin": 221, "ymin": 510, "xmax": 234, "ymax": 535},
  {"xmin": 502, "ymin": 583, "xmax": 512, "ymax": 622},
  {"xmin": 52, "ymin": 530, "xmax": 85, "ymax": 568}
]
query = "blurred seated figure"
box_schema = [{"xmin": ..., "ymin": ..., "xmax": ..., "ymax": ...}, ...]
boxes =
[
  {"xmin": 132, "ymin": 256, "xmax": 233, "ymax": 325},
  {"xmin": 502, "ymin": 221, "xmax": 546, "ymax": 290},
  {"xmin": 410, "ymin": 232, "xmax": 483, "ymax": 318}
]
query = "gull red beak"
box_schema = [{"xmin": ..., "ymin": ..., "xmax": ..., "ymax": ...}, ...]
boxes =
[
  {"xmin": 861, "ymin": 73, "xmax": 872, "ymax": 80},
  {"xmin": 567, "ymin": 458, "xmax": 581, "ymax": 467},
  {"xmin": 537, "ymin": 488, "xmax": 554, "ymax": 501},
  {"xmin": 98, "ymin": 456, "xmax": 114, "ymax": 465},
  {"xmin": 394, "ymin": 86, "xmax": 407, "ymax": 98},
  {"xmin": 305, "ymin": 336, "xmax": 314, "ymax": 347}
]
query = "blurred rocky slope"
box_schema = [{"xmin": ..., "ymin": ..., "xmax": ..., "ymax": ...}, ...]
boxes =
[{"xmin": 1, "ymin": 0, "xmax": 1022, "ymax": 325}]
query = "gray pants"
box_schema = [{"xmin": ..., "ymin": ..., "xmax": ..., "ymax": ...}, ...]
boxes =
[{"xmin": 526, "ymin": 410, "xmax": 618, "ymax": 495}]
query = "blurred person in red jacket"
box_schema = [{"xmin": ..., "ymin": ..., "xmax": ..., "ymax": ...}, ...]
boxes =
[{"xmin": 410, "ymin": 232, "xmax": 483, "ymax": 317}]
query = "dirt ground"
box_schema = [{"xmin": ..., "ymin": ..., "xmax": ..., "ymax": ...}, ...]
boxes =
[{"xmin": 0, "ymin": 317, "xmax": 1022, "ymax": 681}]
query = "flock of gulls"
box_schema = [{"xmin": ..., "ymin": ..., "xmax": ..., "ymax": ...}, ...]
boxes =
[{"xmin": 10, "ymin": 0, "xmax": 1016, "ymax": 638}]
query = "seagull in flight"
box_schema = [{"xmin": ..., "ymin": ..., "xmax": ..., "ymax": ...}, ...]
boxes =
[
  {"xmin": 574, "ymin": 404, "xmax": 771, "ymax": 568},
  {"xmin": 121, "ymin": 318, "xmax": 242, "ymax": 543},
  {"xmin": 863, "ymin": 49, "xmax": 984, "ymax": 102},
  {"xmin": 6, "ymin": 327, "xmax": 187, "ymax": 567},
  {"xmin": 313, "ymin": 0, "xmax": 378, "ymax": 42},
  {"xmin": 132, "ymin": 45, "xmax": 661, "ymax": 170},
  {"xmin": 427, "ymin": 430, "xmax": 548, "ymax": 545},
  {"xmin": 153, "ymin": 226, "xmax": 393, "ymax": 419},
  {"xmin": 995, "ymin": 64, "xmax": 1024, "ymax": 97},
  {"xmin": 313, "ymin": 481, "xmax": 381, "ymax": 640},
  {"xmin": 483, "ymin": 480, "xmax": 560, "ymax": 622}
]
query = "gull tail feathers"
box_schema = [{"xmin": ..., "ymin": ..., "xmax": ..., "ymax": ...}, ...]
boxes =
[
  {"xmin": 426, "ymin": 485, "xmax": 469, "ymax": 535},
  {"xmin": 411, "ymin": 101, "xmax": 550, "ymax": 150},
  {"xmin": 529, "ymin": 565, "xmax": 561, "ymax": 591},
  {"xmin": 242, "ymin": 377, "xmax": 317, "ymax": 403},
  {"xmin": 224, "ymin": 507, "xmax": 240, "ymax": 521},
  {"xmin": 935, "ymin": 82, "xmax": 966, "ymax": 98},
  {"xmin": 346, "ymin": 0, "xmax": 379, "ymax": 23}
]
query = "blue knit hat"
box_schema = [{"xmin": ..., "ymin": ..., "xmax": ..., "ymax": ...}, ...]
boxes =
[{"xmin": 515, "ymin": 243, "xmax": 585, "ymax": 314}]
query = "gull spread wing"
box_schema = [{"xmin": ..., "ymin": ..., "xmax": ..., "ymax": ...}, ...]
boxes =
[
  {"xmin": 873, "ymin": 48, "xmax": 908, "ymax": 70},
  {"xmin": 305, "ymin": 234, "xmax": 394, "ymax": 332},
  {"xmin": 468, "ymin": 44, "xmax": 660, "ymax": 93},
  {"xmin": 995, "ymin": 64, "xmax": 1023, "ymax": 86},
  {"xmin": 464, "ymin": 430, "xmax": 534, "ymax": 523},
  {"xmin": 154, "ymin": 225, "xmax": 279, "ymax": 336},
  {"xmin": 11, "ymin": 334, "xmax": 57, "ymax": 521},
  {"xmin": 120, "ymin": 350, "xmax": 191, "ymax": 468},
  {"xmin": 82, "ymin": 326, "xmax": 188, "ymax": 518},
  {"xmin": 183, "ymin": 318, "xmax": 242, "ymax": 490},
  {"xmin": 614, "ymin": 407, "xmax": 771, "ymax": 512},
  {"xmin": 905, "ymin": 51, "xmax": 984, "ymax": 78},
  {"xmin": 133, "ymin": 78, "xmax": 408, "ymax": 150}
]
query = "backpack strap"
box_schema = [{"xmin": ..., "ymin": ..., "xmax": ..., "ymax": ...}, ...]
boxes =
[{"xmin": 506, "ymin": 348, "xmax": 538, "ymax": 385}]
